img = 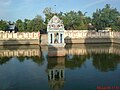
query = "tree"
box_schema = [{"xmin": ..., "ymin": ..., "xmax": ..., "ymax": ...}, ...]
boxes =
[
  {"xmin": 92, "ymin": 4, "xmax": 120, "ymax": 30},
  {"xmin": 31, "ymin": 15, "xmax": 46, "ymax": 32},
  {"xmin": 23, "ymin": 19, "xmax": 31, "ymax": 32},
  {"xmin": 112, "ymin": 16, "xmax": 120, "ymax": 31},
  {"xmin": 62, "ymin": 11, "xmax": 87, "ymax": 30},
  {"xmin": 16, "ymin": 19, "xmax": 24, "ymax": 32},
  {"xmin": 0, "ymin": 20, "xmax": 9, "ymax": 31},
  {"xmin": 43, "ymin": 7, "xmax": 54, "ymax": 24}
]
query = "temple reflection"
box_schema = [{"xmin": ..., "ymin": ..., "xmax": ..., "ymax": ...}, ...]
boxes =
[
  {"xmin": 1, "ymin": 44, "xmax": 120, "ymax": 57},
  {"xmin": 0, "ymin": 44, "xmax": 120, "ymax": 72},
  {"xmin": 0, "ymin": 45, "xmax": 43, "ymax": 65},
  {"xmin": 0, "ymin": 44, "xmax": 120, "ymax": 90},
  {"xmin": 0, "ymin": 45, "xmax": 41, "ymax": 57},
  {"xmin": 47, "ymin": 57, "xmax": 65, "ymax": 90},
  {"xmin": 65, "ymin": 44, "xmax": 120, "ymax": 55}
]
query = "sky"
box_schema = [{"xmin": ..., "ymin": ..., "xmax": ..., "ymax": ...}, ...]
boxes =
[{"xmin": 0, "ymin": 0, "xmax": 120, "ymax": 22}]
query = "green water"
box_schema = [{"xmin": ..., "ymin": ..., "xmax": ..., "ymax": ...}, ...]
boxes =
[{"xmin": 0, "ymin": 44, "xmax": 120, "ymax": 90}]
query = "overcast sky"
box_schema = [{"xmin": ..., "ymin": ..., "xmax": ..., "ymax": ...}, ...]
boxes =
[{"xmin": 0, "ymin": 0, "xmax": 120, "ymax": 21}]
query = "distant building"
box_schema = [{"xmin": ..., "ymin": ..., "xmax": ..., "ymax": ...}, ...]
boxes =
[
  {"xmin": 105, "ymin": 27, "xmax": 111, "ymax": 31},
  {"xmin": 88, "ymin": 23, "xmax": 96, "ymax": 30},
  {"xmin": 8, "ymin": 23, "xmax": 18, "ymax": 33},
  {"xmin": 9, "ymin": 24, "xmax": 15, "ymax": 30}
]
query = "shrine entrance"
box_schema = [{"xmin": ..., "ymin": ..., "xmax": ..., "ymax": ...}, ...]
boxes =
[{"xmin": 47, "ymin": 15, "xmax": 65, "ymax": 47}]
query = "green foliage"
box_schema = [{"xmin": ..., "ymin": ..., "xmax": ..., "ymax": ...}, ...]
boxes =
[
  {"xmin": 32, "ymin": 15, "xmax": 46, "ymax": 31},
  {"xmin": 43, "ymin": 7, "xmax": 54, "ymax": 24},
  {"xmin": 111, "ymin": 25, "xmax": 120, "ymax": 31},
  {"xmin": 92, "ymin": 4, "xmax": 120, "ymax": 30},
  {"xmin": 15, "ymin": 15, "xmax": 46, "ymax": 32},
  {"xmin": 24, "ymin": 19, "xmax": 31, "ymax": 31},
  {"xmin": 43, "ymin": 8, "xmax": 88, "ymax": 30},
  {"xmin": 62, "ymin": 11, "xmax": 87, "ymax": 30},
  {"xmin": 0, "ymin": 20, "xmax": 9, "ymax": 31},
  {"xmin": 1, "ymin": 4, "xmax": 120, "ymax": 32},
  {"xmin": 16, "ymin": 19, "xmax": 24, "ymax": 32}
]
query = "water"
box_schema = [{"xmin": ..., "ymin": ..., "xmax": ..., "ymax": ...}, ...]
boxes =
[{"xmin": 0, "ymin": 44, "xmax": 120, "ymax": 90}]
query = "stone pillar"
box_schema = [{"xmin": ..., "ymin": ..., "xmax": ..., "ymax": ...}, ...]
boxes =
[
  {"xmin": 50, "ymin": 33, "xmax": 52, "ymax": 44},
  {"xmin": 60, "ymin": 33, "xmax": 63, "ymax": 43},
  {"xmin": 62, "ymin": 33, "xmax": 64, "ymax": 44},
  {"xmin": 59, "ymin": 33, "xmax": 60, "ymax": 43},
  {"xmin": 48, "ymin": 33, "xmax": 50, "ymax": 44},
  {"xmin": 52, "ymin": 33, "xmax": 54, "ymax": 44}
]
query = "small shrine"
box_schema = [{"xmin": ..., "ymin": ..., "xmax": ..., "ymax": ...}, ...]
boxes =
[
  {"xmin": 47, "ymin": 15, "xmax": 65, "ymax": 47},
  {"xmin": 47, "ymin": 15, "xmax": 66, "ymax": 57}
]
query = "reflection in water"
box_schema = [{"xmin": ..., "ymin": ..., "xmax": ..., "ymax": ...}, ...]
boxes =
[
  {"xmin": 0, "ymin": 56, "xmax": 44, "ymax": 65},
  {"xmin": 65, "ymin": 54, "xmax": 88, "ymax": 69},
  {"xmin": 47, "ymin": 57, "xmax": 65, "ymax": 90},
  {"xmin": 65, "ymin": 44, "xmax": 120, "ymax": 71},
  {"xmin": 65, "ymin": 53, "xmax": 120, "ymax": 72},
  {"xmin": 64, "ymin": 44, "xmax": 120, "ymax": 71},
  {"xmin": 0, "ymin": 44, "xmax": 120, "ymax": 90},
  {"xmin": 0, "ymin": 45, "xmax": 41, "ymax": 57},
  {"xmin": 0, "ymin": 57, "xmax": 11, "ymax": 65},
  {"xmin": 0, "ymin": 45, "xmax": 43, "ymax": 65},
  {"xmin": 92, "ymin": 53, "xmax": 120, "ymax": 72},
  {"xmin": 17, "ymin": 56, "xmax": 44, "ymax": 65},
  {"xmin": 65, "ymin": 44, "xmax": 120, "ymax": 55}
]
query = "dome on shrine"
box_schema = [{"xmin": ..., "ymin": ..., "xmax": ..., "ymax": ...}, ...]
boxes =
[{"xmin": 47, "ymin": 15, "xmax": 65, "ymax": 31}]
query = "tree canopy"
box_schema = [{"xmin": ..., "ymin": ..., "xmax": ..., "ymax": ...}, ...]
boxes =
[
  {"xmin": 0, "ymin": 4, "xmax": 120, "ymax": 32},
  {"xmin": 92, "ymin": 4, "xmax": 120, "ymax": 30},
  {"xmin": 0, "ymin": 20, "xmax": 9, "ymax": 31}
]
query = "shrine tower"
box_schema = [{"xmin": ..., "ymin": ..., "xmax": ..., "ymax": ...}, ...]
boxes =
[{"xmin": 47, "ymin": 15, "xmax": 65, "ymax": 47}]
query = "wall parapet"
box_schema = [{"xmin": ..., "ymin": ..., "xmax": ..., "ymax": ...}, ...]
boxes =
[
  {"xmin": 0, "ymin": 32, "xmax": 40, "ymax": 40},
  {"xmin": 40, "ymin": 30, "xmax": 120, "ymax": 45},
  {"xmin": 64, "ymin": 30, "xmax": 120, "ymax": 44},
  {"xmin": 0, "ymin": 32, "xmax": 40, "ymax": 45},
  {"xmin": 64, "ymin": 30, "xmax": 115, "ymax": 38}
]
